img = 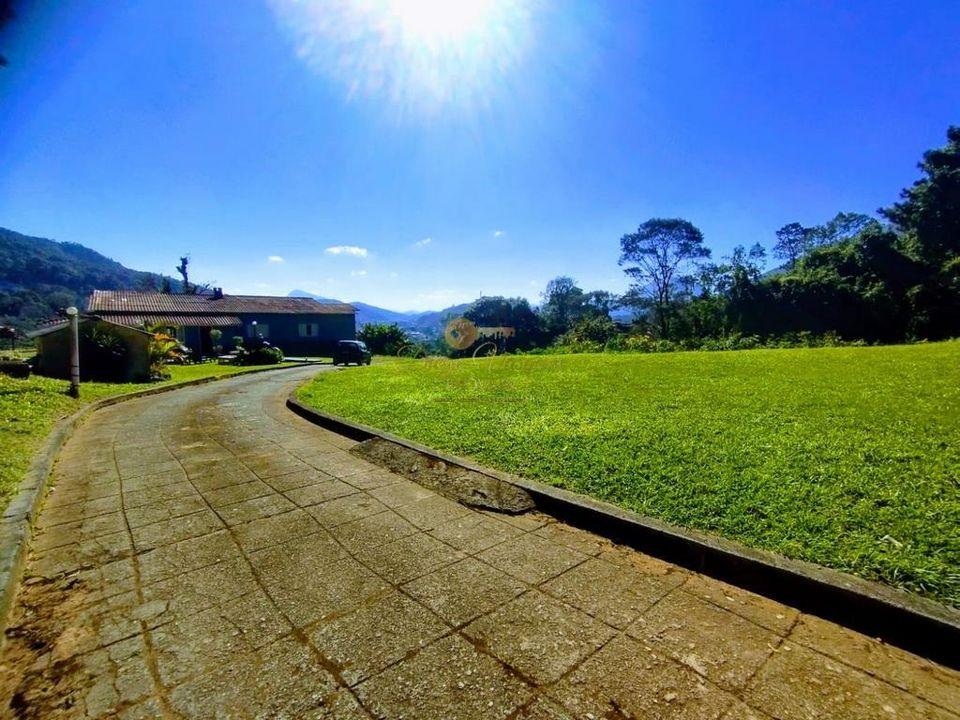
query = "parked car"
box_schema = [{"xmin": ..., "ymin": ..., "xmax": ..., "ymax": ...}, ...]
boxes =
[{"xmin": 333, "ymin": 340, "xmax": 371, "ymax": 366}]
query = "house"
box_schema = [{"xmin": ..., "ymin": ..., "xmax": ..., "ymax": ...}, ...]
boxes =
[
  {"xmin": 28, "ymin": 315, "xmax": 154, "ymax": 382},
  {"xmin": 86, "ymin": 290, "xmax": 356, "ymax": 357}
]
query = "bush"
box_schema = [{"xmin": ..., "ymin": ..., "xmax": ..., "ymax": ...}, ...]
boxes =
[
  {"xmin": 358, "ymin": 323, "xmax": 410, "ymax": 355},
  {"xmin": 210, "ymin": 329, "xmax": 223, "ymax": 356},
  {"xmin": 559, "ymin": 316, "xmax": 619, "ymax": 346},
  {"xmin": 233, "ymin": 336, "xmax": 284, "ymax": 365}
]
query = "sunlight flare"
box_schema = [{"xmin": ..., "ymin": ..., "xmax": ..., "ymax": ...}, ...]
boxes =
[{"xmin": 270, "ymin": 0, "xmax": 535, "ymax": 116}]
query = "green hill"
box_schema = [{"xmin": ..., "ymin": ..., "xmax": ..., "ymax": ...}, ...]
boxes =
[{"xmin": 0, "ymin": 227, "xmax": 177, "ymax": 330}]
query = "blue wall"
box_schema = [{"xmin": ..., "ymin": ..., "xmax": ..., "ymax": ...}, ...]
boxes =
[{"xmin": 235, "ymin": 312, "xmax": 355, "ymax": 356}]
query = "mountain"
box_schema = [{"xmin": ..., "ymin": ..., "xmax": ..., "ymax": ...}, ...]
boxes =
[
  {"xmin": 288, "ymin": 290, "xmax": 470, "ymax": 331},
  {"xmin": 0, "ymin": 227, "xmax": 179, "ymax": 330}
]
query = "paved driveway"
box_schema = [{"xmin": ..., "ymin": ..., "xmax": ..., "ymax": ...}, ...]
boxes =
[{"xmin": 1, "ymin": 366, "xmax": 957, "ymax": 719}]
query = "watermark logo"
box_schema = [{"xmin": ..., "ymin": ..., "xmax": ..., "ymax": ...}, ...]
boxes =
[
  {"xmin": 444, "ymin": 317, "xmax": 479, "ymax": 350},
  {"xmin": 444, "ymin": 318, "xmax": 516, "ymax": 355}
]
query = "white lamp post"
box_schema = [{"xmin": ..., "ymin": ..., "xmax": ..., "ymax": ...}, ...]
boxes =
[{"xmin": 66, "ymin": 306, "xmax": 80, "ymax": 398}]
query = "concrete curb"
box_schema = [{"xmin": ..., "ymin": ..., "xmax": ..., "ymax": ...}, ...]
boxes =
[
  {"xmin": 0, "ymin": 362, "xmax": 318, "ymax": 646},
  {"xmin": 287, "ymin": 394, "xmax": 960, "ymax": 668}
]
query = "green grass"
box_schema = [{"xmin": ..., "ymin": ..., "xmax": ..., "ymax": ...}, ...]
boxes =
[
  {"xmin": 0, "ymin": 362, "xmax": 298, "ymax": 506},
  {"xmin": 299, "ymin": 343, "xmax": 960, "ymax": 606}
]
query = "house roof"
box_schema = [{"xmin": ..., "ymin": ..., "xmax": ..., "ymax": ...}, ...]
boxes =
[
  {"xmin": 26, "ymin": 315, "xmax": 156, "ymax": 339},
  {"xmin": 110, "ymin": 314, "xmax": 243, "ymax": 328},
  {"xmin": 86, "ymin": 290, "xmax": 355, "ymax": 315}
]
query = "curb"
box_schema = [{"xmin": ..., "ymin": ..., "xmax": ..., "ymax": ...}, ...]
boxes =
[
  {"xmin": 287, "ymin": 394, "xmax": 960, "ymax": 669},
  {"xmin": 0, "ymin": 362, "xmax": 319, "ymax": 646}
]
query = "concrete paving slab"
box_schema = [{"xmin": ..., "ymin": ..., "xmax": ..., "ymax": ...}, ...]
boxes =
[{"xmin": 1, "ymin": 366, "xmax": 956, "ymax": 719}]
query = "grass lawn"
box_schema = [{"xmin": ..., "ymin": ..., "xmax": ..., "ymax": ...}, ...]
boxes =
[
  {"xmin": 298, "ymin": 342, "xmax": 960, "ymax": 606},
  {"xmin": 0, "ymin": 362, "xmax": 299, "ymax": 507}
]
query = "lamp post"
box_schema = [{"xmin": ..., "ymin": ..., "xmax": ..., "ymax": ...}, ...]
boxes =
[
  {"xmin": 66, "ymin": 306, "xmax": 80, "ymax": 398},
  {"xmin": 251, "ymin": 320, "xmax": 258, "ymax": 341}
]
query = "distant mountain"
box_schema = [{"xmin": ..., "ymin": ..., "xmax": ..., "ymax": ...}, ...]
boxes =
[
  {"xmin": 288, "ymin": 290, "xmax": 471, "ymax": 331},
  {"xmin": 288, "ymin": 289, "xmax": 342, "ymax": 304},
  {"xmin": 0, "ymin": 227, "xmax": 179, "ymax": 330}
]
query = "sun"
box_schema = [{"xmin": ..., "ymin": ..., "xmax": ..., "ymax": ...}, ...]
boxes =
[
  {"xmin": 270, "ymin": 0, "xmax": 534, "ymax": 116},
  {"xmin": 387, "ymin": 0, "xmax": 499, "ymax": 43}
]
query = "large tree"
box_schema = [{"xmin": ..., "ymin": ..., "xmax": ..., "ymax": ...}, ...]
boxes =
[
  {"xmin": 882, "ymin": 125, "xmax": 960, "ymax": 265},
  {"xmin": 619, "ymin": 218, "xmax": 710, "ymax": 337},
  {"xmin": 808, "ymin": 212, "xmax": 881, "ymax": 247},
  {"xmin": 464, "ymin": 295, "xmax": 541, "ymax": 349},
  {"xmin": 539, "ymin": 276, "xmax": 585, "ymax": 336},
  {"xmin": 772, "ymin": 222, "xmax": 811, "ymax": 266}
]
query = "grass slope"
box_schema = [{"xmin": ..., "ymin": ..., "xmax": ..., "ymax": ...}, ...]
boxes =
[
  {"xmin": 299, "ymin": 343, "xmax": 960, "ymax": 606},
  {"xmin": 0, "ymin": 363, "xmax": 296, "ymax": 505}
]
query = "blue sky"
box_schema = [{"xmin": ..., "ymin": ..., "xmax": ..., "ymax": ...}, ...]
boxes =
[{"xmin": 1, "ymin": 1, "xmax": 958, "ymax": 311}]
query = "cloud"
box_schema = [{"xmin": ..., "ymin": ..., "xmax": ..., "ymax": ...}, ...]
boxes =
[
  {"xmin": 389, "ymin": 272, "xmax": 399, "ymax": 278},
  {"xmin": 350, "ymin": 270, "xmax": 368, "ymax": 277},
  {"xmin": 325, "ymin": 245, "xmax": 368, "ymax": 258},
  {"xmin": 493, "ymin": 230, "xmax": 505, "ymax": 237},
  {"xmin": 267, "ymin": 255, "xmax": 285, "ymax": 263},
  {"xmin": 413, "ymin": 237, "xmax": 432, "ymax": 248}
]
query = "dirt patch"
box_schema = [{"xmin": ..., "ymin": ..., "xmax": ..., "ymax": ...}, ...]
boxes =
[
  {"xmin": 351, "ymin": 437, "xmax": 534, "ymax": 513},
  {"xmin": 0, "ymin": 573, "xmax": 99, "ymax": 719}
]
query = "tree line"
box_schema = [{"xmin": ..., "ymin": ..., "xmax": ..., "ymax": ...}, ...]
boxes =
[{"xmin": 370, "ymin": 126, "xmax": 959, "ymax": 355}]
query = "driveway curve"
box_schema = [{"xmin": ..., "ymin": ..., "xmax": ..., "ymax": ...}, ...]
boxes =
[{"xmin": 0, "ymin": 366, "xmax": 957, "ymax": 719}]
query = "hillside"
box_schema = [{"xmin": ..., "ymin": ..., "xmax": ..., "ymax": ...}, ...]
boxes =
[
  {"xmin": 289, "ymin": 289, "xmax": 470, "ymax": 331},
  {"xmin": 0, "ymin": 227, "xmax": 177, "ymax": 330}
]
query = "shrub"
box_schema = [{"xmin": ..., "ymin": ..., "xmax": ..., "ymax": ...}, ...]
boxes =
[
  {"xmin": 358, "ymin": 323, "xmax": 410, "ymax": 355},
  {"xmin": 233, "ymin": 337, "xmax": 284, "ymax": 365},
  {"xmin": 210, "ymin": 329, "xmax": 223, "ymax": 356},
  {"xmin": 559, "ymin": 316, "xmax": 619, "ymax": 346}
]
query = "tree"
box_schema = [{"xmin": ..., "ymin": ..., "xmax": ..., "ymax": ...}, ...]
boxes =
[
  {"xmin": 773, "ymin": 223, "xmax": 811, "ymax": 266},
  {"xmin": 176, "ymin": 256, "xmax": 192, "ymax": 294},
  {"xmin": 619, "ymin": 218, "xmax": 711, "ymax": 337},
  {"xmin": 136, "ymin": 273, "xmax": 160, "ymax": 292},
  {"xmin": 357, "ymin": 323, "xmax": 410, "ymax": 355},
  {"xmin": 808, "ymin": 212, "xmax": 881, "ymax": 247},
  {"xmin": 540, "ymin": 277, "xmax": 585, "ymax": 335},
  {"xmin": 464, "ymin": 296, "xmax": 541, "ymax": 349},
  {"xmin": 173, "ymin": 255, "xmax": 211, "ymax": 294},
  {"xmin": 882, "ymin": 126, "xmax": 960, "ymax": 265},
  {"xmin": 0, "ymin": 0, "xmax": 14, "ymax": 68},
  {"xmin": 583, "ymin": 290, "xmax": 617, "ymax": 317}
]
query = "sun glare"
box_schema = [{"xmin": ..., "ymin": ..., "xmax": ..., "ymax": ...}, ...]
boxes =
[
  {"xmin": 390, "ymin": 0, "xmax": 498, "ymax": 43},
  {"xmin": 270, "ymin": 0, "xmax": 534, "ymax": 116}
]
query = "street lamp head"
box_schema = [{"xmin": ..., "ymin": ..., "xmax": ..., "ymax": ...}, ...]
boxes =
[{"xmin": 65, "ymin": 307, "xmax": 78, "ymax": 317}]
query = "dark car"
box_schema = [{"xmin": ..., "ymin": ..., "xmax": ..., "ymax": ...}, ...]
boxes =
[{"xmin": 333, "ymin": 340, "xmax": 371, "ymax": 366}]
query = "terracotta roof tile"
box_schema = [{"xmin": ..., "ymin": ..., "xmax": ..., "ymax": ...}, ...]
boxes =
[{"xmin": 86, "ymin": 291, "xmax": 354, "ymax": 315}]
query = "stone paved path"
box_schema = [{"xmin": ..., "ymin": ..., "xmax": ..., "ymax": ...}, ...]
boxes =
[{"xmin": 1, "ymin": 366, "xmax": 958, "ymax": 719}]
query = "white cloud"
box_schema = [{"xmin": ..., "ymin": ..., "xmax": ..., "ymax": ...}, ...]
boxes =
[
  {"xmin": 389, "ymin": 272, "xmax": 399, "ymax": 278},
  {"xmin": 325, "ymin": 245, "xmax": 368, "ymax": 257},
  {"xmin": 493, "ymin": 229, "xmax": 505, "ymax": 237},
  {"xmin": 350, "ymin": 270, "xmax": 368, "ymax": 277},
  {"xmin": 413, "ymin": 237, "xmax": 432, "ymax": 248},
  {"xmin": 267, "ymin": 255, "xmax": 285, "ymax": 263}
]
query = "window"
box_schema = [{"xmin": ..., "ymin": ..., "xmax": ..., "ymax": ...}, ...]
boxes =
[
  {"xmin": 248, "ymin": 323, "xmax": 269, "ymax": 338},
  {"xmin": 298, "ymin": 323, "xmax": 318, "ymax": 337}
]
